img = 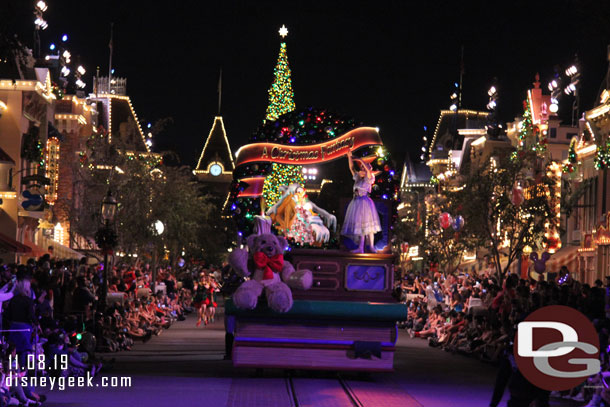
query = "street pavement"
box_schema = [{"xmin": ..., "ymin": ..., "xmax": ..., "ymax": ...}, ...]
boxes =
[{"xmin": 38, "ymin": 312, "xmax": 577, "ymax": 407}]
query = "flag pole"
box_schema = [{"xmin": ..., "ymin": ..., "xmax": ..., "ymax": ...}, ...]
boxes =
[
  {"xmin": 218, "ymin": 68, "xmax": 222, "ymax": 115},
  {"xmin": 108, "ymin": 23, "xmax": 114, "ymax": 93}
]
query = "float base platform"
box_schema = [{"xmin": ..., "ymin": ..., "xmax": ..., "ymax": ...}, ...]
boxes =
[{"xmin": 226, "ymin": 299, "xmax": 406, "ymax": 371}]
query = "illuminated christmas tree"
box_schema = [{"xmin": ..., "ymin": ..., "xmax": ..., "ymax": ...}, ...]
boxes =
[
  {"xmin": 261, "ymin": 29, "xmax": 303, "ymax": 208},
  {"xmin": 517, "ymin": 98, "xmax": 545, "ymax": 155},
  {"xmin": 265, "ymin": 42, "xmax": 296, "ymax": 121},
  {"xmin": 262, "ymin": 163, "xmax": 304, "ymax": 207},
  {"xmin": 563, "ymin": 138, "xmax": 578, "ymax": 173}
]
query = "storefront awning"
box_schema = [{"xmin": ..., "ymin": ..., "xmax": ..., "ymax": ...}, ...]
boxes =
[
  {"xmin": 39, "ymin": 236, "xmax": 84, "ymax": 260},
  {"xmin": 546, "ymin": 245, "xmax": 580, "ymax": 274},
  {"xmin": 22, "ymin": 239, "xmax": 46, "ymax": 258},
  {"xmin": 0, "ymin": 232, "xmax": 31, "ymax": 254}
]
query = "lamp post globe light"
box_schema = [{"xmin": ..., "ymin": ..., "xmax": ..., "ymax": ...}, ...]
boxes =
[{"xmin": 101, "ymin": 190, "xmax": 118, "ymax": 224}]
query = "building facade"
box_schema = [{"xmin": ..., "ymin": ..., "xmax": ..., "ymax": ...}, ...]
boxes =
[
  {"xmin": 0, "ymin": 68, "xmax": 58, "ymax": 262},
  {"xmin": 193, "ymin": 116, "xmax": 234, "ymax": 202}
]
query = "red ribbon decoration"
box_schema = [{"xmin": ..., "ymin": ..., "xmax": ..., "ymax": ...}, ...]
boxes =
[{"xmin": 253, "ymin": 252, "xmax": 284, "ymax": 280}]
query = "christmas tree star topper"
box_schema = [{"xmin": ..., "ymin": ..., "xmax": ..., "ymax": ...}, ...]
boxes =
[{"xmin": 279, "ymin": 24, "xmax": 288, "ymax": 38}]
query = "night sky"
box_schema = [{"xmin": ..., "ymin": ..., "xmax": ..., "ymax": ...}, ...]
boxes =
[{"xmin": 4, "ymin": 0, "xmax": 610, "ymax": 166}]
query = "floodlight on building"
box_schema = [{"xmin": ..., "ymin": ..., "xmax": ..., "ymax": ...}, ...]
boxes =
[
  {"xmin": 36, "ymin": 1, "xmax": 47, "ymax": 12},
  {"xmin": 34, "ymin": 18, "xmax": 48, "ymax": 30},
  {"xmin": 565, "ymin": 65, "xmax": 578, "ymax": 77}
]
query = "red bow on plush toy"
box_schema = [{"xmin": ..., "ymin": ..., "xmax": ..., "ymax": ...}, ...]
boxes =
[{"xmin": 253, "ymin": 252, "xmax": 284, "ymax": 280}]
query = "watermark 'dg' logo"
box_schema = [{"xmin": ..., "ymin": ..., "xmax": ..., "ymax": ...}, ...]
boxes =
[{"xmin": 514, "ymin": 305, "xmax": 600, "ymax": 391}]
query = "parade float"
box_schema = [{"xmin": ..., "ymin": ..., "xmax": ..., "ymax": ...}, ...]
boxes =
[
  {"xmin": 225, "ymin": 23, "xmax": 406, "ymax": 371},
  {"xmin": 223, "ymin": 26, "xmax": 405, "ymax": 372}
]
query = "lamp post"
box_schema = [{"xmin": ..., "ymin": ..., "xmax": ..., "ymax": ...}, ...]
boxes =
[
  {"xmin": 98, "ymin": 190, "xmax": 117, "ymax": 313},
  {"xmin": 152, "ymin": 220, "xmax": 164, "ymax": 286}
]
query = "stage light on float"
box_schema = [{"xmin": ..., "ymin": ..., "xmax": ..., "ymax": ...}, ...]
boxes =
[
  {"xmin": 77, "ymin": 65, "xmax": 86, "ymax": 75},
  {"xmin": 49, "ymin": 43, "xmax": 55, "ymax": 50},
  {"xmin": 61, "ymin": 66, "xmax": 70, "ymax": 77},
  {"xmin": 549, "ymin": 98, "xmax": 559, "ymax": 113},
  {"xmin": 62, "ymin": 34, "xmax": 68, "ymax": 42}
]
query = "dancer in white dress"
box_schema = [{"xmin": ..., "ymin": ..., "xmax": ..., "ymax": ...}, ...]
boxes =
[{"xmin": 341, "ymin": 151, "xmax": 381, "ymax": 253}]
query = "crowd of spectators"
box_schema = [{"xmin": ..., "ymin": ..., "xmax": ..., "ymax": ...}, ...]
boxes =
[
  {"xmin": 0, "ymin": 254, "xmax": 223, "ymax": 407},
  {"xmin": 395, "ymin": 266, "xmax": 610, "ymax": 407}
]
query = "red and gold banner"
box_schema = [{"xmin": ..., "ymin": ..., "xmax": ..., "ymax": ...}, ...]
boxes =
[
  {"xmin": 237, "ymin": 177, "xmax": 266, "ymax": 198},
  {"xmin": 235, "ymin": 127, "xmax": 382, "ymax": 167}
]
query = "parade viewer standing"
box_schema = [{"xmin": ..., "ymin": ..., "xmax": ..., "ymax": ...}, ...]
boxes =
[{"xmin": 342, "ymin": 150, "xmax": 381, "ymax": 253}]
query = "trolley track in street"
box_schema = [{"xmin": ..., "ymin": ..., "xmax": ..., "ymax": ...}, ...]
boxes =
[{"xmin": 285, "ymin": 372, "xmax": 372, "ymax": 407}]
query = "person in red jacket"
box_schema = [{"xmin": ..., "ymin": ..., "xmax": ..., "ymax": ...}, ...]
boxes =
[
  {"xmin": 123, "ymin": 268, "xmax": 137, "ymax": 291},
  {"xmin": 204, "ymin": 277, "xmax": 218, "ymax": 324}
]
